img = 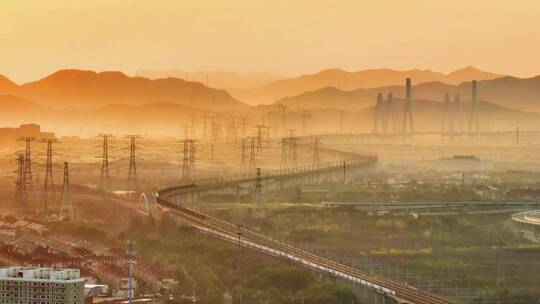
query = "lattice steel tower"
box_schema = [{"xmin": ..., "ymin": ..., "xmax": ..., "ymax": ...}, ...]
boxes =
[
  {"xmin": 60, "ymin": 162, "xmax": 73, "ymax": 220},
  {"xmin": 280, "ymin": 137, "xmax": 288, "ymax": 169},
  {"xmin": 42, "ymin": 139, "xmax": 58, "ymax": 214},
  {"xmin": 313, "ymin": 139, "xmax": 320, "ymax": 168},
  {"xmin": 19, "ymin": 137, "xmax": 35, "ymax": 190},
  {"xmin": 125, "ymin": 135, "xmax": 140, "ymax": 191},
  {"xmin": 181, "ymin": 139, "xmax": 196, "ymax": 181},
  {"xmin": 249, "ymin": 137, "xmax": 256, "ymax": 171},
  {"xmin": 14, "ymin": 154, "xmax": 27, "ymax": 219},
  {"xmin": 254, "ymin": 124, "xmax": 266, "ymax": 155},
  {"xmin": 98, "ymin": 134, "xmax": 113, "ymax": 189},
  {"xmin": 253, "ymin": 168, "xmax": 265, "ymax": 218},
  {"xmin": 240, "ymin": 138, "xmax": 247, "ymax": 168}
]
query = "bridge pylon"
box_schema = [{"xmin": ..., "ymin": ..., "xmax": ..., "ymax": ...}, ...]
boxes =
[
  {"xmin": 373, "ymin": 92, "xmax": 386, "ymax": 134},
  {"xmin": 401, "ymin": 78, "xmax": 414, "ymax": 137},
  {"xmin": 468, "ymin": 80, "xmax": 480, "ymax": 140}
]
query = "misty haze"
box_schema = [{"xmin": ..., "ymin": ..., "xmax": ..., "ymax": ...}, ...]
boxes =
[{"xmin": 0, "ymin": 1, "xmax": 539, "ymax": 304}]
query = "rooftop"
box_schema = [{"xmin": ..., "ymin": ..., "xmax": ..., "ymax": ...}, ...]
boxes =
[{"xmin": 0, "ymin": 267, "xmax": 84, "ymax": 282}]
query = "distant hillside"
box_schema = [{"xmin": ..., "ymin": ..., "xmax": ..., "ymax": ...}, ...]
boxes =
[
  {"xmin": 0, "ymin": 95, "xmax": 55, "ymax": 125},
  {"xmin": 0, "ymin": 97, "xmax": 227, "ymax": 137},
  {"xmin": 229, "ymin": 66, "xmax": 502, "ymax": 104},
  {"xmin": 136, "ymin": 69, "xmax": 283, "ymax": 89},
  {"xmin": 276, "ymin": 87, "xmax": 374, "ymax": 110},
  {"xmin": 0, "ymin": 75, "xmax": 17, "ymax": 91},
  {"xmin": 276, "ymin": 75, "xmax": 540, "ymax": 113},
  {"xmin": 0, "ymin": 69, "xmax": 247, "ymax": 111},
  {"xmin": 272, "ymin": 99, "xmax": 540, "ymax": 135}
]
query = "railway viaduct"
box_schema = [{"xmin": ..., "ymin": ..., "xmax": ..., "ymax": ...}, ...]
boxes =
[{"xmin": 139, "ymin": 146, "xmax": 453, "ymax": 304}]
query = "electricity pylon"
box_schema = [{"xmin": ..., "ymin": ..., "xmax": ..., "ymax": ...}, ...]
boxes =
[
  {"xmin": 59, "ymin": 162, "xmax": 73, "ymax": 220},
  {"xmin": 98, "ymin": 134, "xmax": 113, "ymax": 189},
  {"xmin": 14, "ymin": 154, "xmax": 26, "ymax": 219},
  {"xmin": 125, "ymin": 135, "xmax": 140, "ymax": 192},
  {"xmin": 42, "ymin": 139, "xmax": 58, "ymax": 215}
]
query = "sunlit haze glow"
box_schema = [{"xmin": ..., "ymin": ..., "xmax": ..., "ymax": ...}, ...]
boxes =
[{"xmin": 2, "ymin": 0, "xmax": 540, "ymax": 82}]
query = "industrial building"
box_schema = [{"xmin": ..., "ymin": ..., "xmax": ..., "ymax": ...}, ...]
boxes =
[
  {"xmin": 0, "ymin": 267, "xmax": 84, "ymax": 304},
  {"xmin": 0, "ymin": 124, "xmax": 55, "ymax": 146}
]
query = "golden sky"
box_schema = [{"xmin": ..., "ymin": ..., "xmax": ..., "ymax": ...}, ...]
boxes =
[{"xmin": 1, "ymin": 0, "xmax": 540, "ymax": 83}]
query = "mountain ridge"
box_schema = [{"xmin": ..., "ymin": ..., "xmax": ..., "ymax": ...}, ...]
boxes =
[
  {"xmin": 0, "ymin": 69, "xmax": 247, "ymax": 111},
  {"xmin": 229, "ymin": 66, "xmax": 503, "ymax": 105},
  {"xmin": 275, "ymin": 74, "xmax": 540, "ymax": 113}
]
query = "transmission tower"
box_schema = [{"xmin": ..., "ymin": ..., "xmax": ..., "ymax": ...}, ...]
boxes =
[
  {"xmin": 401, "ymin": 78, "xmax": 414, "ymax": 135},
  {"xmin": 240, "ymin": 138, "xmax": 247, "ymax": 168},
  {"xmin": 249, "ymin": 137, "xmax": 256, "ymax": 171},
  {"xmin": 202, "ymin": 116, "xmax": 208, "ymax": 142},
  {"xmin": 182, "ymin": 140, "xmax": 189, "ymax": 180},
  {"xmin": 279, "ymin": 105, "xmax": 287, "ymax": 136},
  {"xmin": 280, "ymin": 137, "xmax": 288, "ymax": 169},
  {"xmin": 254, "ymin": 124, "xmax": 266, "ymax": 155},
  {"xmin": 59, "ymin": 162, "xmax": 73, "ymax": 220},
  {"xmin": 313, "ymin": 139, "xmax": 320, "ymax": 168},
  {"xmin": 181, "ymin": 139, "xmax": 196, "ymax": 181},
  {"xmin": 226, "ymin": 117, "xmax": 238, "ymax": 143},
  {"xmin": 189, "ymin": 140, "xmax": 196, "ymax": 169},
  {"xmin": 125, "ymin": 135, "xmax": 140, "ymax": 191},
  {"xmin": 14, "ymin": 154, "xmax": 26, "ymax": 219},
  {"xmin": 287, "ymin": 129, "xmax": 298, "ymax": 167},
  {"xmin": 42, "ymin": 139, "xmax": 58, "ymax": 215},
  {"xmin": 241, "ymin": 117, "xmax": 247, "ymax": 138},
  {"xmin": 291, "ymin": 138, "xmax": 298, "ymax": 167},
  {"xmin": 190, "ymin": 114, "xmax": 196, "ymax": 139},
  {"xmin": 98, "ymin": 134, "xmax": 113, "ymax": 189},
  {"xmin": 468, "ymin": 80, "xmax": 480, "ymax": 138},
  {"xmin": 18, "ymin": 137, "xmax": 35, "ymax": 190},
  {"xmin": 209, "ymin": 116, "xmax": 222, "ymax": 143},
  {"xmin": 254, "ymin": 168, "xmax": 265, "ymax": 218}
]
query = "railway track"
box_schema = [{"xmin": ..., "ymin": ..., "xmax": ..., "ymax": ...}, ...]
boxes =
[{"xmin": 156, "ymin": 197, "xmax": 452, "ymax": 304}]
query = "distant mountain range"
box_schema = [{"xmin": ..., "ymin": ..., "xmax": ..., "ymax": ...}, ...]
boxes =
[
  {"xmin": 1, "ymin": 66, "xmax": 540, "ymax": 137},
  {"xmin": 276, "ymin": 75, "xmax": 540, "ymax": 113},
  {"xmin": 0, "ymin": 94, "xmax": 217, "ymax": 136},
  {"xmin": 229, "ymin": 66, "xmax": 503, "ymax": 105},
  {"xmin": 136, "ymin": 69, "xmax": 283, "ymax": 89},
  {"xmin": 0, "ymin": 69, "xmax": 246, "ymax": 111}
]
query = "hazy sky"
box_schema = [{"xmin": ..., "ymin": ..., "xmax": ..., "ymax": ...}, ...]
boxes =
[{"xmin": 2, "ymin": 0, "xmax": 540, "ymax": 83}]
